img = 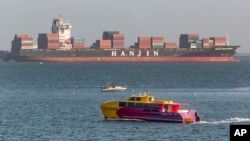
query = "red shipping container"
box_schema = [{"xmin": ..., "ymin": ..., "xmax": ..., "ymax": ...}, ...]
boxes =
[
  {"xmin": 138, "ymin": 37, "xmax": 151, "ymax": 42},
  {"xmin": 46, "ymin": 33, "xmax": 59, "ymax": 37},
  {"xmin": 151, "ymin": 37, "xmax": 164, "ymax": 43},
  {"xmin": 113, "ymin": 46, "xmax": 124, "ymax": 49},
  {"xmin": 73, "ymin": 43, "xmax": 85, "ymax": 49},
  {"xmin": 98, "ymin": 40, "xmax": 111, "ymax": 43},
  {"xmin": 138, "ymin": 45, "xmax": 151, "ymax": 49},
  {"xmin": 15, "ymin": 34, "xmax": 29, "ymax": 39},
  {"xmin": 21, "ymin": 43, "xmax": 33, "ymax": 46},
  {"xmin": 47, "ymin": 43, "xmax": 60, "ymax": 49},
  {"xmin": 202, "ymin": 38, "xmax": 209, "ymax": 43},
  {"xmin": 99, "ymin": 45, "xmax": 111, "ymax": 49},
  {"xmin": 188, "ymin": 34, "xmax": 199, "ymax": 38},
  {"xmin": 165, "ymin": 42, "xmax": 177, "ymax": 48},
  {"xmin": 209, "ymin": 42, "xmax": 214, "ymax": 47},
  {"xmin": 112, "ymin": 34, "xmax": 125, "ymax": 40},
  {"xmin": 202, "ymin": 38, "xmax": 210, "ymax": 48},
  {"xmin": 47, "ymin": 37, "xmax": 59, "ymax": 40},
  {"xmin": 20, "ymin": 37, "xmax": 33, "ymax": 40},
  {"xmin": 98, "ymin": 40, "xmax": 112, "ymax": 47}
]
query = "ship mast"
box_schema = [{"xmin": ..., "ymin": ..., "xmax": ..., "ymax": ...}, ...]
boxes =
[{"xmin": 227, "ymin": 34, "xmax": 230, "ymax": 46}]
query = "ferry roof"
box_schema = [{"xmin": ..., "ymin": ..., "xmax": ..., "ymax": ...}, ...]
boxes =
[{"xmin": 126, "ymin": 93, "xmax": 174, "ymax": 104}]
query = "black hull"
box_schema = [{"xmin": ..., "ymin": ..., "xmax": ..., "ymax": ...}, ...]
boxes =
[{"xmin": 10, "ymin": 46, "xmax": 240, "ymax": 62}]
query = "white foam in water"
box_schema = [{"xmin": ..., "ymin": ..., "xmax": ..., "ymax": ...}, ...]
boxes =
[
  {"xmin": 232, "ymin": 86, "xmax": 250, "ymax": 91},
  {"xmin": 198, "ymin": 117, "xmax": 250, "ymax": 124}
]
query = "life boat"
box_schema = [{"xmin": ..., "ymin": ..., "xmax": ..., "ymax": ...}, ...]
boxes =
[{"xmin": 65, "ymin": 39, "xmax": 71, "ymax": 44}]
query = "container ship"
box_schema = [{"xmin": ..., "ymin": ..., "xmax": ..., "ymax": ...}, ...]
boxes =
[{"xmin": 9, "ymin": 16, "xmax": 240, "ymax": 62}]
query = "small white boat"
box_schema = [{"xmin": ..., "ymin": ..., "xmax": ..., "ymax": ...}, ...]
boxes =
[{"xmin": 101, "ymin": 83, "xmax": 127, "ymax": 92}]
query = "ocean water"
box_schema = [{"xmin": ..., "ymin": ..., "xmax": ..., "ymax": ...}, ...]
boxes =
[{"xmin": 0, "ymin": 57, "xmax": 250, "ymax": 141}]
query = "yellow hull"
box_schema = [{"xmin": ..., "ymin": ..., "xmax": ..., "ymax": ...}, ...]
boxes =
[{"xmin": 100, "ymin": 101, "xmax": 119, "ymax": 118}]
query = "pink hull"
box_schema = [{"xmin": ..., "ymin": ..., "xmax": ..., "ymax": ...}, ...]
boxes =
[
  {"xmin": 16, "ymin": 56, "xmax": 239, "ymax": 62},
  {"xmin": 116, "ymin": 108, "xmax": 200, "ymax": 123}
]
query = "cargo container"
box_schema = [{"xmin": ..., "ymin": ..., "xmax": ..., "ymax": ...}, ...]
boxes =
[
  {"xmin": 179, "ymin": 34, "xmax": 199, "ymax": 48},
  {"xmin": 151, "ymin": 37, "xmax": 164, "ymax": 48},
  {"xmin": 71, "ymin": 37, "xmax": 85, "ymax": 49},
  {"xmin": 102, "ymin": 31, "xmax": 119, "ymax": 40},
  {"xmin": 210, "ymin": 37, "xmax": 227, "ymax": 46},
  {"xmin": 11, "ymin": 34, "xmax": 35, "ymax": 51},
  {"xmin": 138, "ymin": 37, "xmax": 151, "ymax": 49},
  {"xmin": 165, "ymin": 42, "xmax": 177, "ymax": 49},
  {"xmin": 92, "ymin": 40, "xmax": 112, "ymax": 49},
  {"xmin": 112, "ymin": 34, "xmax": 125, "ymax": 40},
  {"xmin": 47, "ymin": 43, "xmax": 60, "ymax": 50},
  {"xmin": 38, "ymin": 33, "xmax": 59, "ymax": 49}
]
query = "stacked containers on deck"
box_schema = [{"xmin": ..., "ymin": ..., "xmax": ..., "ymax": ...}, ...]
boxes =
[
  {"xmin": 179, "ymin": 34, "xmax": 199, "ymax": 48},
  {"xmin": 112, "ymin": 34, "xmax": 125, "ymax": 48},
  {"xmin": 90, "ymin": 40, "xmax": 111, "ymax": 49},
  {"xmin": 102, "ymin": 31, "xmax": 119, "ymax": 40},
  {"xmin": 102, "ymin": 31, "xmax": 125, "ymax": 49},
  {"xmin": 202, "ymin": 38, "xmax": 210, "ymax": 48},
  {"xmin": 209, "ymin": 38, "xmax": 214, "ymax": 47},
  {"xmin": 138, "ymin": 37, "xmax": 151, "ymax": 48},
  {"xmin": 38, "ymin": 33, "xmax": 59, "ymax": 50},
  {"xmin": 11, "ymin": 34, "xmax": 34, "ymax": 52},
  {"xmin": 165, "ymin": 42, "xmax": 177, "ymax": 49},
  {"xmin": 191, "ymin": 40, "xmax": 202, "ymax": 48},
  {"xmin": 96, "ymin": 40, "xmax": 112, "ymax": 49},
  {"xmin": 92, "ymin": 31, "xmax": 125, "ymax": 49},
  {"xmin": 151, "ymin": 37, "xmax": 164, "ymax": 48},
  {"xmin": 71, "ymin": 37, "xmax": 85, "ymax": 49},
  {"xmin": 210, "ymin": 37, "xmax": 227, "ymax": 46}
]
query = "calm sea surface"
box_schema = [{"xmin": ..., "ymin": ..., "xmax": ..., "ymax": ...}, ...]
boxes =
[{"xmin": 1, "ymin": 57, "xmax": 250, "ymax": 141}]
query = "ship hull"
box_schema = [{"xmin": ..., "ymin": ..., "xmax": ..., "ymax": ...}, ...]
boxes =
[
  {"xmin": 10, "ymin": 46, "xmax": 240, "ymax": 62},
  {"xmin": 100, "ymin": 102, "xmax": 200, "ymax": 123},
  {"xmin": 14, "ymin": 56, "xmax": 239, "ymax": 62}
]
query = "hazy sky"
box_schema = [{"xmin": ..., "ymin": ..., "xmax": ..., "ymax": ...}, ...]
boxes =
[{"xmin": 0, "ymin": 0, "xmax": 249, "ymax": 53}]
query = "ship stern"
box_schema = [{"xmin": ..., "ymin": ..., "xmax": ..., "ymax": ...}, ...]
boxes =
[{"xmin": 179, "ymin": 110, "xmax": 200, "ymax": 123}]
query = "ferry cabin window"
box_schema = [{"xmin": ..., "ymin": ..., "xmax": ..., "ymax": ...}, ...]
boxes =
[
  {"xmin": 128, "ymin": 97, "xmax": 141, "ymax": 101},
  {"xmin": 119, "ymin": 102, "xmax": 126, "ymax": 107},
  {"xmin": 143, "ymin": 104, "xmax": 159, "ymax": 109},
  {"xmin": 149, "ymin": 97, "xmax": 154, "ymax": 101},
  {"xmin": 135, "ymin": 97, "xmax": 141, "ymax": 101},
  {"xmin": 144, "ymin": 104, "xmax": 151, "ymax": 109},
  {"xmin": 135, "ymin": 103, "xmax": 144, "ymax": 109},
  {"xmin": 127, "ymin": 102, "xmax": 135, "ymax": 108},
  {"xmin": 151, "ymin": 104, "xmax": 159, "ymax": 109},
  {"xmin": 128, "ymin": 97, "xmax": 135, "ymax": 101}
]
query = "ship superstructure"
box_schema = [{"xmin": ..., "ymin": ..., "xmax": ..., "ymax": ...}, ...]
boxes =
[{"xmin": 51, "ymin": 16, "xmax": 72, "ymax": 49}]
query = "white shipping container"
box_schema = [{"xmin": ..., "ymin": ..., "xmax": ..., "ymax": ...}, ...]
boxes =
[
  {"xmin": 21, "ymin": 46, "xmax": 37, "ymax": 49},
  {"xmin": 209, "ymin": 39, "xmax": 214, "ymax": 43},
  {"xmin": 21, "ymin": 40, "xmax": 33, "ymax": 43},
  {"xmin": 215, "ymin": 43, "xmax": 227, "ymax": 46}
]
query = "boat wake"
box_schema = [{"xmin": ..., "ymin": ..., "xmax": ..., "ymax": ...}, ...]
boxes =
[{"xmin": 198, "ymin": 117, "xmax": 250, "ymax": 124}]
